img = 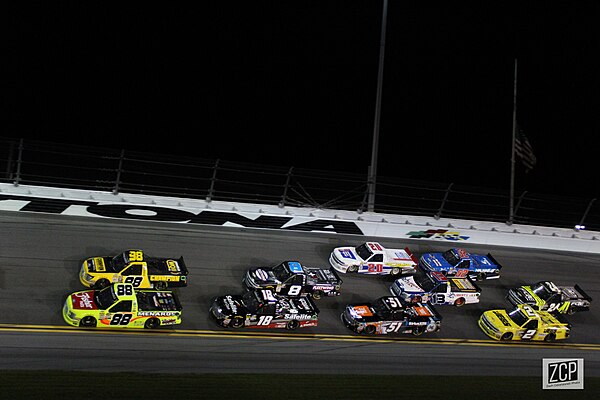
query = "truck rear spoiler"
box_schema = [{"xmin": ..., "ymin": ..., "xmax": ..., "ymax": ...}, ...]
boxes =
[
  {"xmin": 486, "ymin": 253, "xmax": 503, "ymax": 270},
  {"xmin": 328, "ymin": 266, "xmax": 343, "ymax": 283},
  {"xmin": 574, "ymin": 284, "xmax": 593, "ymax": 301},
  {"xmin": 177, "ymin": 256, "xmax": 189, "ymax": 275}
]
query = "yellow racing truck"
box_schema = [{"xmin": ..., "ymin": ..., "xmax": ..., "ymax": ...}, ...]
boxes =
[
  {"xmin": 80, "ymin": 249, "xmax": 188, "ymax": 290},
  {"xmin": 478, "ymin": 304, "xmax": 570, "ymax": 342},
  {"xmin": 63, "ymin": 282, "xmax": 183, "ymax": 329}
]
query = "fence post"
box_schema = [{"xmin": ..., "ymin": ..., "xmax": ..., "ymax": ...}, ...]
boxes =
[
  {"xmin": 279, "ymin": 166, "xmax": 293, "ymax": 208},
  {"xmin": 12, "ymin": 138, "xmax": 24, "ymax": 187},
  {"xmin": 576, "ymin": 198, "xmax": 596, "ymax": 230},
  {"xmin": 513, "ymin": 190, "xmax": 527, "ymax": 218},
  {"xmin": 206, "ymin": 159, "xmax": 220, "ymax": 203},
  {"xmin": 434, "ymin": 183, "xmax": 453, "ymax": 219},
  {"xmin": 113, "ymin": 149, "xmax": 125, "ymax": 195}
]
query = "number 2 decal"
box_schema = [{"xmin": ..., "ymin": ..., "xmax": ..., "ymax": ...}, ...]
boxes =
[{"xmin": 521, "ymin": 329, "xmax": 536, "ymax": 340}]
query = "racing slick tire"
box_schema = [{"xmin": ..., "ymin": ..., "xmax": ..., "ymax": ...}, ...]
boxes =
[
  {"xmin": 312, "ymin": 290, "xmax": 324, "ymax": 300},
  {"xmin": 154, "ymin": 281, "xmax": 167, "ymax": 290},
  {"xmin": 412, "ymin": 296, "xmax": 422, "ymax": 303},
  {"xmin": 286, "ymin": 320, "xmax": 300, "ymax": 330},
  {"xmin": 567, "ymin": 307, "xmax": 576, "ymax": 315},
  {"xmin": 500, "ymin": 332, "xmax": 513, "ymax": 341},
  {"xmin": 544, "ymin": 333, "xmax": 556, "ymax": 342},
  {"xmin": 391, "ymin": 267, "xmax": 401, "ymax": 276},
  {"xmin": 80, "ymin": 316, "xmax": 97, "ymax": 328},
  {"xmin": 365, "ymin": 325, "xmax": 376, "ymax": 334},
  {"xmin": 412, "ymin": 327, "xmax": 425, "ymax": 336},
  {"xmin": 94, "ymin": 279, "xmax": 110, "ymax": 289},
  {"xmin": 231, "ymin": 317, "xmax": 245, "ymax": 328},
  {"xmin": 144, "ymin": 318, "xmax": 160, "ymax": 329},
  {"xmin": 454, "ymin": 298, "xmax": 466, "ymax": 307},
  {"xmin": 348, "ymin": 265, "xmax": 358, "ymax": 273},
  {"xmin": 476, "ymin": 273, "xmax": 486, "ymax": 281}
]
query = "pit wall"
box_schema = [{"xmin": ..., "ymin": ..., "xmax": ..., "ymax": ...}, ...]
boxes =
[{"xmin": 1, "ymin": 183, "xmax": 599, "ymax": 254}]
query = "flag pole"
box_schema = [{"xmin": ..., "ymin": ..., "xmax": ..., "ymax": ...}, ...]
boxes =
[{"xmin": 508, "ymin": 58, "xmax": 518, "ymax": 224}]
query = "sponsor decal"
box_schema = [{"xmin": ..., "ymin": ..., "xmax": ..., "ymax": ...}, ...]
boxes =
[
  {"xmin": 339, "ymin": 249, "xmax": 356, "ymax": 260},
  {"xmin": 72, "ymin": 291, "xmax": 97, "ymax": 310},
  {"xmin": 352, "ymin": 305, "xmax": 373, "ymax": 317},
  {"xmin": 284, "ymin": 314, "xmax": 311, "ymax": 320},
  {"xmin": 313, "ymin": 285, "xmax": 334, "ymax": 291},
  {"xmin": 413, "ymin": 306, "xmax": 432, "ymax": 317},
  {"xmin": 223, "ymin": 295, "xmax": 238, "ymax": 313},
  {"xmin": 493, "ymin": 311, "xmax": 512, "ymax": 326},
  {"xmin": 288, "ymin": 262, "xmax": 303, "ymax": 273},
  {"xmin": 0, "ymin": 195, "xmax": 363, "ymax": 235},
  {"xmin": 137, "ymin": 311, "xmax": 177, "ymax": 317},
  {"xmin": 406, "ymin": 229, "xmax": 469, "ymax": 241},
  {"xmin": 543, "ymin": 359, "xmax": 584, "ymax": 389},
  {"xmin": 255, "ymin": 269, "xmax": 269, "ymax": 281}
]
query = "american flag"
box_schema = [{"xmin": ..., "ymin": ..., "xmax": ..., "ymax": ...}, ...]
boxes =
[{"xmin": 515, "ymin": 126, "xmax": 537, "ymax": 172}]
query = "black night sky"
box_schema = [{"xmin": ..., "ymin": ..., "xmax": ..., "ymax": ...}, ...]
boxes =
[{"xmin": 6, "ymin": 1, "xmax": 600, "ymax": 199}]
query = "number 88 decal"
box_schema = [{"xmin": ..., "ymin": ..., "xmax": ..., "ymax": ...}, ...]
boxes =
[{"xmin": 110, "ymin": 313, "xmax": 132, "ymax": 325}]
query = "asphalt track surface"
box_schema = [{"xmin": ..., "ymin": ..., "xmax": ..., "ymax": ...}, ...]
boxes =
[{"xmin": 1, "ymin": 211, "xmax": 599, "ymax": 376}]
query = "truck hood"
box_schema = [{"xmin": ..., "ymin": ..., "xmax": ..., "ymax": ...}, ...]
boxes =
[
  {"xmin": 84, "ymin": 257, "xmax": 111, "ymax": 273},
  {"xmin": 333, "ymin": 247, "xmax": 360, "ymax": 265},
  {"xmin": 247, "ymin": 268, "xmax": 279, "ymax": 285},
  {"xmin": 393, "ymin": 276, "xmax": 424, "ymax": 294},
  {"xmin": 511, "ymin": 287, "xmax": 537, "ymax": 304},
  {"xmin": 216, "ymin": 295, "xmax": 246, "ymax": 316},
  {"xmin": 420, "ymin": 253, "xmax": 450, "ymax": 269},
  {"xmin": 69, "ymin": 290, "xmax": 98, "ymax": 310},
  {"xmin": 482, "ymin": 310, "xmax": 517, "ymax": 330}
]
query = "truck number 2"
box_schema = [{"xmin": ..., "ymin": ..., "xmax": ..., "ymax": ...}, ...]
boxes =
[{"xmin": 522, "ymin": 329, "xmax": 536, "ymax": 340}]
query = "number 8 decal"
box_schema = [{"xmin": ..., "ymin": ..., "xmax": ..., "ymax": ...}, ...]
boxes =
[{"xmin": 288, "ymin": 285, "xmax": 301, "ymax": 296}]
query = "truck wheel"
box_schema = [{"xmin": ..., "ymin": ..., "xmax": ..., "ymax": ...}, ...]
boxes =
[
  {"xmin": 286, "ymin": 320, "xmax": 300, "ymax": 330},
  {"xmin": 567, "ymin": 307, "xmax": 576, "ymax": 315},
  {"xmin": 500, "ymin": 332, "xmax": 513, "ymax": 341},
  {"xmin": 154, "ymin": 281, "xmax": 167, "ymax": 290},
  {"xmin": 391, "ymin": 267, "xmax": 401, "ymax": 276},
  {"xmin": 454, "ymin": 298, "xmax": 466, "ymax": 307},
  {"xmin": 348, "ymin": 265, "xmax": 358, "ymax": 273},
  {"xmin": 412, "ymin": 327, "xmax": 425, "ymax": 336},
  {"xmin": 312, "ymin": 290, "xmax": 323, "ymax": 300},
  {"xmin": 144, "ymin": 318, "xmax": 160, "ymax": 329},
  {"xmin": 365, "ymin": 325, "xmax": 376, "ymax": 334},
  {"xmin": 79, "ymin": 316, "xmax": 97, "ymax": 327},
  {"xmin": 231, "ymin": 317, "xmax": 244, "ymax": 328},
  {"xmin": 476, "ymin": 272, "xmax": 486, "ymax": 281},
  {"xmin": 412, "ymin": 296, "xmax": 422, "ymax": 303},
  {"xmin": 544, "ymin": 333, "xmax": 556, "ymax": 342},
  {"xmin": 94, "ymin": 279, "xmax": 110, "ymax": 289}
]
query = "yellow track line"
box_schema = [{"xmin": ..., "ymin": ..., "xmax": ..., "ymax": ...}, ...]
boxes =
[{"xmin": 1, "ymin": 323, "xmax": 599, "ymax": 350}]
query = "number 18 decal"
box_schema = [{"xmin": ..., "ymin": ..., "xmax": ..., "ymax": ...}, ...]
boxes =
[{"xmin": 257, "ymin": 316, "xmax": 273, "ymax": 326}]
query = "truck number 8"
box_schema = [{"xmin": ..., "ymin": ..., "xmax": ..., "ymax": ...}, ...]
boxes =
[
  {"xmin": 288, "ymin": 285, "xmax": 302, "ymax": 296},
  {"xmin": 116, "ymin": 284, "xmax": 133, "ymax": 296}
]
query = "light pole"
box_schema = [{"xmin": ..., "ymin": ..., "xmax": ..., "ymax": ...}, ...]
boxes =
[{"xmin": 367, "ymin": 0, "xmax": 388, "ymax": 212}]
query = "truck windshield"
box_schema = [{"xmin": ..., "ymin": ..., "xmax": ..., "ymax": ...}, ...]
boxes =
[
  {"xmin": 272, "ymin": 263, "xmax": 291, "ymax": 281},
  {"xmin": 531, "ymin": 283, "xmax": 553, "ymax": 300},
  {"xmin": 111, "ymin": 253, "xmax": 129, "ymax": 272},
  {"xmin": 442, "ymin": 250, "xmax": 460, "ymax": 266},
  {"xmin": 414, "ymin": 272, "xmax": 436, "ymax": 292},
  {"xmin": 508, "ymin": 308, "xmax": 529, "ymax": 327},
  {"xmin": 241, "ymin": 291, "xmax": 261, "ymax": 313},
  {"xmin": 355, "ymin": 243, "xmax": 374, "ymax": 261},
  {"xmin": 95, "ymin": 286, "xmax": 118, "ymax": 310}
]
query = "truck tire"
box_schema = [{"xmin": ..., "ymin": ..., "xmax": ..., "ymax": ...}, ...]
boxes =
[
  {"xmin": 154, "ymin": 281, "xmax": 167, "ymax": 290},
  {"xmin": 312, "ymin": 290, "xmax": 323, "ymax": 300},
  {"xmin": 454, "ymin": 298, "xmax": 466, "ymax": 307},
  {"xmin": 144, "ymin": 318, "xmax": 160, "ymax": 329},
  {"xmin": 348, "ymin": 265, "xmax": 358, "ymax": 273},
  {"xmin": 231, "ymin": 317, "xmax": 244, "ymax": 328},
  {"xmin": 286, "ymin": 320, "xmax": 300, "ymax": 330},
  {"xmin": 79, "ymin": 316, "xmax": 97, "ymax": 327}
]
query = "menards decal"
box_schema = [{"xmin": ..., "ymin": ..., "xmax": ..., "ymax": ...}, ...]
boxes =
[
  {"xmin": 0, "ymin": 194, "xmax": 363, "ymax": 235},
  {"xmin": 406, "ymin": 229, "xmax": 470, "ymax": 241}
]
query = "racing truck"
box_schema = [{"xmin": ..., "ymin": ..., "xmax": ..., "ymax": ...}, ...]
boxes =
[
  {"xmin": 341, "ymin": 296, "xmax": 442, "ymax": 336},
  {"xmin": 390, "ymin": 270, "xmax": 481, "ymax": 306},
  {"xmin": 209, "ymin": 289, "xmax": 319, "ymax": 330},
  {"xmin": 80, "ymin": 249, "xmax": 188, "ymax": 290},
  {"xmin": 418, "ymin": 247, "xmax": 502, "ymax": 281},
  {"xmin": 63, "ymin": 282, "xmax": 183, "ymax": 329},
  {"xmin": 242, "ymin": 260, "xmax": 342, "ymax": 299},
  {"xmin": 329, "ymin": 241, "xmax": 418, "ymax": 276},
  {"xmin": 478, "ymin": 304, "xmax": 570, "ymax": 342},
  {"xmin": 506, "ymin": 281, "xmax": 592, "ymax": 314}
]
